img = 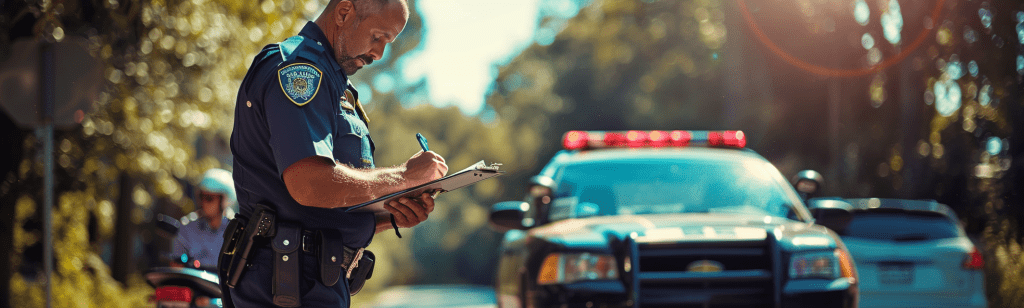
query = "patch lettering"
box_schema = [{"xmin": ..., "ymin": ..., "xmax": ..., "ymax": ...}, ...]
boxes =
[{"xmin": 278, "ymin": 63, "xmax": 322, "ymax": 106}]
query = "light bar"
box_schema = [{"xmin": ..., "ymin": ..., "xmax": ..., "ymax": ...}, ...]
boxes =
[{"xmin": 562, "ymin": 130, "xmax": 745, "ymax": 150}]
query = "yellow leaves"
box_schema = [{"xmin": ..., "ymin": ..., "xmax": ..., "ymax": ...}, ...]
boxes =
[
  {"xmin": 647, "ymin": 17, "xmax": 668, "ymax": 41},
  {"xmin": 11, "ymin": 255, "xmax": 152, "ymax": 308},
  {"xmin": 249, "ymin": 27, "xmax": 266, "ymax": 43},
  {"xmin": 889, "ymin": 148, "xmax": 903, "ymax": 172},
  {"xmin": 132, "ymin": 184, "xmax": 152, "ymax": 208},
  {"xmin": 19, "ymin": 158, "xmax": 33, "ymax": 180},
  {"xmin": 105, "ymin": 68, "xmax": 123, "ymax": 83},
  {"xmin": 10, "ymin": 273, "xmax": 45, "ymax": 307},
  {"xmin": 694, "ymin": 3, "xmax": 726, "ymax": 50},
  {"xmin": 138, "ymin": 149, "xmax": 161, "ymax": 173},
  {"xmin": 96, "ymin": 200, "xmax": 115, "ymax": 237},
  {"xmin": 15, "ymin": 195, "xmax": 36, "ymax": 223},
  {"xmin": 13, "ymin": 197, "xmax": 40, "ymax": 254},
  {"xmin": 158, "ymin": 172, "xmax": 183, "ymax": 200}
]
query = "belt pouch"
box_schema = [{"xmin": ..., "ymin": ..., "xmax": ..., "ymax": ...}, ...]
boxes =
[
  {"xmin": 271, "ymin": 222, "xmax": 302, "ymax": 307},
  {"xmin": 317, "ymin": 229, "xmax": 345, "ymax": 287},
  {"xmin": 348, "ymin": 250, "xmax": 375, "ymax": 296}
]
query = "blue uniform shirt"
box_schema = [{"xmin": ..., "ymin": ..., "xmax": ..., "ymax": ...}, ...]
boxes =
[
  {"xmin": 172, "ymin": 215, "xmax": 230, "ymax": 269},
  {"xmin": 230, "ymin": 22, "xmax": 376, "ymax": 248}
]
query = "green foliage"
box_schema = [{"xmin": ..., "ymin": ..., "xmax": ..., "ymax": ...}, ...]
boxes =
[{"xmin": 4, "ymin": 0, "xmax": 343, "ymax": 306}]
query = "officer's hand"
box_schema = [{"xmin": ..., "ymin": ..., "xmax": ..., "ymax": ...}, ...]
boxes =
[
  {"xmin": 402, "ymin": 151, "xmax": 448, "ymax": 187},
  {"xmin": 385, "ymin": 193, "xmax": 435, "ymax": 228}
]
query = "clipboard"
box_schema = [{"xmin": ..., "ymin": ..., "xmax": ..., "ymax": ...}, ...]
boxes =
[{"xmin": 344, "ymin": 160, "xmax": 504, "ymax": 212}]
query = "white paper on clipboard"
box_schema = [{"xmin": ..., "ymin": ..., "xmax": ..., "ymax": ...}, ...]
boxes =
[{"xmin": 344, "ymin": 160, "xmax": 504, "ymax": 212}]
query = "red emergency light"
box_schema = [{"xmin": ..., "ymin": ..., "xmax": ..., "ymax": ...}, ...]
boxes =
[
  {"xmin": 562, "ymin": 130, "xmax": 745, "ymax": 150},
  {"xmin": 153, "ymin": 285, "xmax": 193, "ymax": 303}
]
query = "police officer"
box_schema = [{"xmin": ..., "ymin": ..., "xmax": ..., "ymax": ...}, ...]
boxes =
[
  {"xmin": 224, "ymin": 0, "xmax": 447, "ymax": 307},
  {"xmin": 173, "ymin": 168, "xmax": 236, "ymax": 270}
]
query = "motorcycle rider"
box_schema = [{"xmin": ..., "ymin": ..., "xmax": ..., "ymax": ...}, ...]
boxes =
[{"xmin": 172, "ymin": 168, "xmax": 237, "ymax": 270}]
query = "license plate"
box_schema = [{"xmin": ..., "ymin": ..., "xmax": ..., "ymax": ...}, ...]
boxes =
[{"xmin": 878, "ymin": 263, "xmax": 913, "ymax": 285}]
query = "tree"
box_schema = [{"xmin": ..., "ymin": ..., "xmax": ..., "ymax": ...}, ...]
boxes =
[{"xmin": 2, "ymin": 0, "xmax": 349, "ymax": 305}]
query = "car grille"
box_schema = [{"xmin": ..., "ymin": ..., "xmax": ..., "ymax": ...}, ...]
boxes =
[{"xmin": 633, "ymin": 238, "xmax": 775, "ymax": 307}]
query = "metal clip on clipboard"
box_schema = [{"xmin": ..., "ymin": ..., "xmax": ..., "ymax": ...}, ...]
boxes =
[{"xmin": 343, "ymin": 160, "xmax": 504, "ymax": 213}]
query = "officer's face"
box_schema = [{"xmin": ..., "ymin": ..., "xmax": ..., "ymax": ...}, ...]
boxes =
[
  {"xmin": 335, "ymin": 1, "xmax": 408, "ymax": 75},
  {"xmin": 199, "ymin": 191, "xmax": 223, "ymax": 221}
]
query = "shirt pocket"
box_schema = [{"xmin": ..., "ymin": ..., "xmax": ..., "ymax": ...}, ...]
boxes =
[{"xmin": 335, "ymin": 112, "xmax": 374, "ymax": 168}]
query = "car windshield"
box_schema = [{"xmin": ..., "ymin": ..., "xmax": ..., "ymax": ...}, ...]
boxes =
[
  {"xmin": 546, "ymin": 158, "xmax": 802, "ymax": 221},
  {"xmin": 842, "ymin": 211, "xmax": 963, "ymax": 241}
]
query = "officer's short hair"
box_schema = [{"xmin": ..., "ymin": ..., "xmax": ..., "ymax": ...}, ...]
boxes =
[{"xmin": 350, "ymin": 0, "xmax": 404, "ymax": 20}]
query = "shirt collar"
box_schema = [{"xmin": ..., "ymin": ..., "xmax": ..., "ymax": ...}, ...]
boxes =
[{"xmin": 298, "ymin": 22, "xmax": 344, "ymax": 74}]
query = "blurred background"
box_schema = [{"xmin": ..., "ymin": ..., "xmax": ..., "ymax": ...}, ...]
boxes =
[{"xmin": 0, "ymin": 0, "xmax": 1022, "ymax": 307}]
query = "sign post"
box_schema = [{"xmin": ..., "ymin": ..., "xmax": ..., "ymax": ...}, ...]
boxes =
[{"xmin": 0, "ymin": 38, "xmax": 102, "ymax": 308}]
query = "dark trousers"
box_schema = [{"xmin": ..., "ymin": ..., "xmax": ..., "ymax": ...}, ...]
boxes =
[{"xmin": 228, "ymin": 246, "xmax": 352, "ymax": 307}]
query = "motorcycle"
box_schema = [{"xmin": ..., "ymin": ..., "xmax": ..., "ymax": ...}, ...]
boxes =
[{"xmin": 147, "ymin": 213, "xmax": 224, "ymax": 308}]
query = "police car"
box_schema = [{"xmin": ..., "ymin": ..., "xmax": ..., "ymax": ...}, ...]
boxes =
[{"xmin": 489, "ymin": 130, "xmax": 858, "ymax": 308}]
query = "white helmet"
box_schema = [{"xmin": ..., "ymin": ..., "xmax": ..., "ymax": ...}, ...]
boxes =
[{"xmin": 198, "ymin": 168, "xmax": 237, "ymax": 218}]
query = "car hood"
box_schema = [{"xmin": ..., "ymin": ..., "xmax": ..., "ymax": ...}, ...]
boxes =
[{"xmin": 528, "ymin": 213, "xmax": 838, "ymax": 252}]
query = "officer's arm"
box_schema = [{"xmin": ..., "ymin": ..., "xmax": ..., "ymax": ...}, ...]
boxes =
[
  {"xmin": 282, "ymin": 151, "xmax": 445, "ymax": 208},
  {"xmin": 282, "ymin": 156, "xmax": 401, "ymax": 208}
]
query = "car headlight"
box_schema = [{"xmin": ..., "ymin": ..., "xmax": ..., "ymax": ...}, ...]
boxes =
[
  {"xmin": 537, "ymin": 252, "xmax": 619, "ymax": 285},
  {"xmin": 788, "ymin": 249, "xmax": 855, "ymax": 280}
]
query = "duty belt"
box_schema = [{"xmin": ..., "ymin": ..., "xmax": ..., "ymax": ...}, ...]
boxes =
[{"xmin": 219, "ymin": 204, "xmax": 375, "ymax": 307}]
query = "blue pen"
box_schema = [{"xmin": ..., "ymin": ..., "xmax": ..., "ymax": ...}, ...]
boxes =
[
  {"xmin": 416, "ymin": 133, "xmax": 442, "ymax": 198},
  {"xmin": 416, "ymin": 133, "xmax": 430, "ymax": 152}
]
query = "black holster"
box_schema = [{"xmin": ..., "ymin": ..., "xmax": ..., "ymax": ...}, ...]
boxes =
[
  {"xmin": 217, "ymin": 217, "xmax": 242, "ymax": 308},
  {"xmin": 218, "ymin": 205, "xmax": 276, "ymax": 308},
  {"xmin": 221, "ymin": 205, "xmax": 276, "ymax": 288}
]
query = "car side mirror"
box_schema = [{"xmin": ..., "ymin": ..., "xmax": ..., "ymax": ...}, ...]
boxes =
[
  {"xmin": 792, "ymin": 170, "xmax": 824, "ymax": 200},
  {"xmin": 807, "ymin": 198, "xmax": 853, "ymax": 234},
  {"xmin": 490, "ymin": 201, "xmax": 531, "ymax": 231},
  {"xmin": 528, "ymin": 176, "xmax": 556, "ymax": 203}
]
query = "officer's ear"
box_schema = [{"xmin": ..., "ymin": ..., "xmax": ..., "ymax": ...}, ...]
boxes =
[{"xmin": 334, "ymin": 0, "xmax": 356, "ymax": 26}]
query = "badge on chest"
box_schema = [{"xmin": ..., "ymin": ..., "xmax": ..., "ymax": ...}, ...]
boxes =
[{"xmin": 340, "ymin": 92, "xmax": 355, "ymax": 111}]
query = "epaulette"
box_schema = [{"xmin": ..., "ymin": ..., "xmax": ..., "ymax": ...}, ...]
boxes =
[{"xmin": 278, "ymin": 35, "xmax": 326, "ymax": 63}]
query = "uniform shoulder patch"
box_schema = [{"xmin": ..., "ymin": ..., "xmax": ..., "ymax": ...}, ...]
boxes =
[{"xmin": 278, "ymin": 63, "xmax": 322, "ymax": 106}]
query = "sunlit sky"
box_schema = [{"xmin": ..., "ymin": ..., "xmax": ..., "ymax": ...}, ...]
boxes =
[{"xmin": 399, "ymin": 0, "xmax": 582, "ymax": 115}]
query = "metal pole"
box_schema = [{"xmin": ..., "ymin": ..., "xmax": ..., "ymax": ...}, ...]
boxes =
[{"xmin": 40, "ymin": 41, "xmax": 55, "ymax": 308}]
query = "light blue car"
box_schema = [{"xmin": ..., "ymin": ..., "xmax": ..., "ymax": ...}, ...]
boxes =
[{"xmin": 833, "ymin": 198, "xmax": 987, "ymax": 308}]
